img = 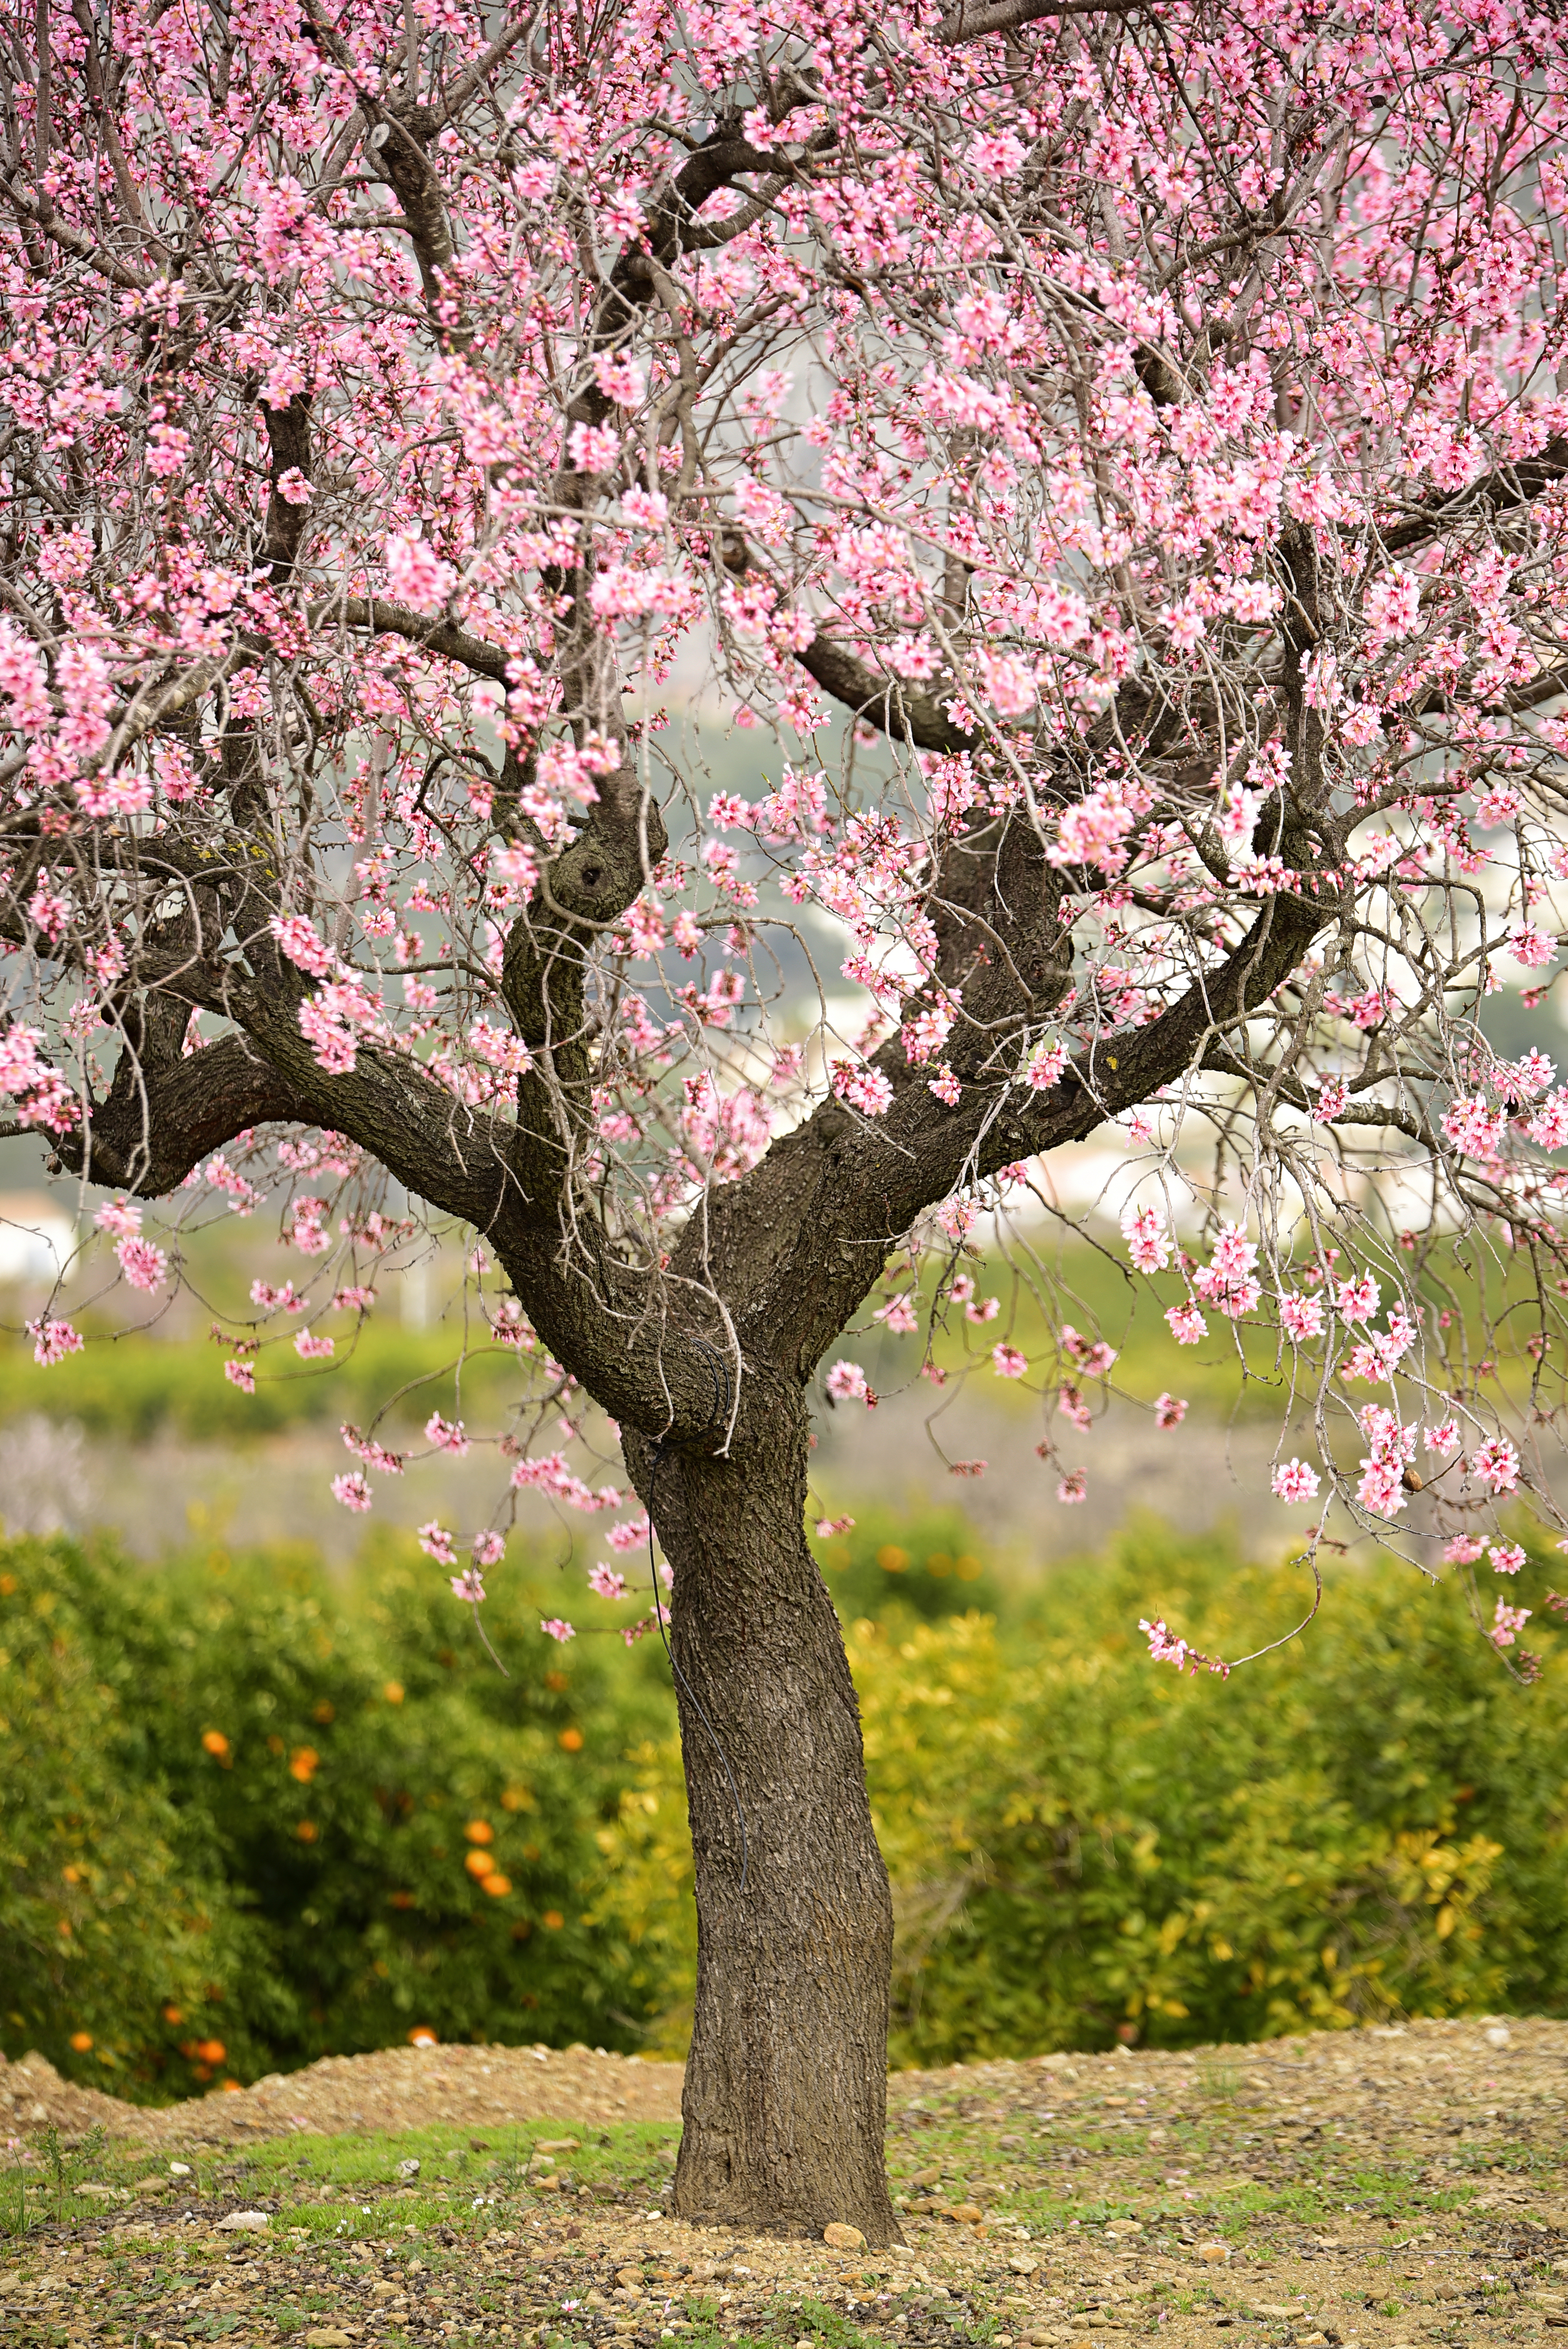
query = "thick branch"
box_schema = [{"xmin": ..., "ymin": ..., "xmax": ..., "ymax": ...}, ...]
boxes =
[
  {"xmin": 795, "ymin": 633, "xmax": 976, "ymax": 754},
  {"xmin": 261, "ymin": 395, "xmax": 313, "ymax": 579},
  {"xmin": 53, "ymin": 1034, "xmax": 303, "ymax": 1194},
  {"xmin": 0, "ymin": 166, "xmax": 151, "ymax": 289},
  {"xmin": 312, "ymin": 595, "xmax": 513, "ymax": 683},
  {"xmin": 684, "ymin": 880, "xmax": 1330, "ymax": 1382},
  {"xmin": 937, "ymin": 0, "xmax": 1139, "ymax": 39},
  {"xmin": 1382, "ymin": 434, "xmax": 1568, "ymax": 554}
]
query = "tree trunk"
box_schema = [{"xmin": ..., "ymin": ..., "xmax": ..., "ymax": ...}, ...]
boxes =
[{"xmin": 629, "ymin": 1378, "xmax": 901, "ymax": 2244}]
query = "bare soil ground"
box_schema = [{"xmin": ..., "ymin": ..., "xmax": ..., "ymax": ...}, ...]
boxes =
[{"xmin": 3, "ymin": 2016, "xmax": 1566, "ymax": 2349}]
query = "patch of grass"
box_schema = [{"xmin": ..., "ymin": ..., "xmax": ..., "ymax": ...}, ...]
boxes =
[{"xmin": 2, "ymin": 2119, "xmax": 684, "ymax": 2246}]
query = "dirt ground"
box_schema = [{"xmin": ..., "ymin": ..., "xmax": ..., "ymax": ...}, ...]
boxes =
[
  {"xmin": 4, "ymin": 2015, "xmax": 1567, "ymax": 2349},
  {"xmin": 0, "ymin": 2040, "xmax": 688, "ymax": 2147}
]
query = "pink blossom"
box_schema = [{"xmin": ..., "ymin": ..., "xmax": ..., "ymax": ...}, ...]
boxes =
[
  {"xmin": 1056, "ymin": 1469, "xmax": 1087, "ymax": 1504},
  {"xmin": 1279, "ymin": 1291, "xmax": 1325, "ymax": 1341},
  {"xmin": 332, "ymin": 1470, "xmax": 372, "ymax": 1511},
  {"xmin": 286, "ymin": 1199, "xmax": 329, "ymax": 1254},
  {"xmin": 928, "ymin": 1065, "xmax": 962, "ymax": 1105},
  {"xmin": 969, "ymin": 128, "xmax": 1027, "ymax": 175},
  {"xmin": 1062, "ymin": 1326, "xmax": 1117, "ymax": 1375},
  {"xmin": 815, "ymin": 1514, "xmax": 855, "ymax": 1536},
  {"xmin": 294, "ymin": 1328, "xmax": 334, "ymax": 1358},
  {"xmin": 117, "ymin": 1234, "xmax": 168, "ymax": 1292},
  {"xmin": 1474, "ymin": 784, "xmax": 1520, "ymax": 827},
  {"xmin": 620, "ymin": 485, "xmax": 668, "ymax": 529},
  {"xmin": 1312, "ymin": 1077, "xmax": 1349, "ymax": 1121},
  {"xmin": 1271, "ymin": 1458, "xmax": 1321, "ymax": 1503},
  {"xmin": 424, "ymin": 1412, "xmax": 470, "ymax": 1456},
  {"xmin": 472, "ymin": 1530, "xmax": 506, "ymax": 1568},
  {"xmin": 992, "ymin": 1342, "xmax": 1028, "ymax": 1379},
  {"xmin": 269, "ymin": 913, "xmax": 336, "ymax": 977},
  {"xmin": 903, "ymin": 1002, "xmax": 955, "ymax": 1066},
  {"xmin": 1140, "ymin": 1617, "xmax": 1227, "ymax": 1677},
  {"xmin": 299, "ymin": 994, "xmax": 358, "ymax": 1074},
  {"xmin": 1508, "ymin": 1046, "xmax": 1557, "ymax": 1101},
  {"xmin": 1193, "ymin": 1224, "xmax": 1260, "ymax": 1319},
  {"xmin": 1141, "ymin": 1617, "xmax": 1190, "ymax": 1671},
  {"xmin": 978, "ymin": 649, "xmax": 1036, "ymax": 717},
  {"xmin": 28, "ymin": 1317, "xmax": 84, "ymax": 1367},
  {"xmin": 889, "ymin": 633, "xmax": 940, "ymax": 680},
  {"xmin": 1470, "ymin": 1435, "xmax": 1520, "ymax": 1495},
  {"xmin": 568, "ymin": 420, "xmax": 621, "ymax": 474},
  {"xmin": 1424, "ymin": 1418, "xmax": 1461, "ymax": 1455},
  {"xmin": 607, "ymin": 1513, "xmax": 651, "ymax": 1552},
  {"xmin": 1527, "ymin": 1089, "xmax": 1568, "ymax": 1149},
  {"xmin": 340, "ymin": 1422, "xmax": 404, "ymax": 1476},
  {"xmin": 830, "ymin": 1060, "xmax": 894, "ymax": 1117},
  {"xmin": 94, "ymin": 1195, "xmax": 142, "ymax": 1239},
  {"xmin": 0, "ymin": 1027, "xmax": 78, "ymax": 1132},
  {"xmin": 418, "ymin": 1520, "xmax": 457, "ymax": 1566},
  {"xmin": 1356, "ymin": 1457, "xmax": 1406, "ymax": 1518},
  {"xmin": 1023, "ymin": 1035, "xmax": 1069, "ymax": 1091},
  {"xmin": 1490, "ymin": 1598, "xmax": 1531, "ymax": 1649},
  {"xmin": 1363, "ymin": 567, "xmax": 1421, "ymax": 647},
  {"xmin": 540, "ymin": 1616, "xmax": 577, "ymax": 1643},
  {"xmin": 385, "ymin": 532, "xmax": 455, "ymax": 609},
  {"xmin": 1489, "ymin": 1542, "xmax": 1526, "ymax": 1576},
  {"xmin": 588, "ymin": 1562, "xmax": 628, "ymax": 1600},
  {"xmin": 1122, "ymin": 1203, "xmax": 1172, "ymax": 1274},
  {"xmin": 1048, "ymin": 791, "xmax": 1135, "ymax": 874},
  {"xmin": 875, "ymin": 1294, "xmax": 919, "ymax": 1335},
  {"xmin": 1442, "ymin": 1535, "xmax": 1487, "ymax": 1565},
  {"xmin": 224, "ymin": 1359, "xmax": 256, "ymax": 1394},
  {"xmin": 1442, "ymin": 1093, "xmax": 1507, "ymax": 1158},
  {"xmin": 826, "ymin": 1360, "xmax": 870, "ymax": 1403},
  {"xmin": 1153, "ymin": 1392, "xmax": 1187, "ymax": 1429},
  {"xmin": 450, "ymin": 1567, "xmax": 487, "ymax": 1603},
  {"xmin": 1507, "ymin": 926, "xmax": 1556, "ymax": 969},
  {"xmin": 1059, "ymin": 1384, "xmax": 1092, "ymax": 1431},
  {"xmin": 594, "ymin": 351, "xmax": 645, "ymax": 405},
  {"xmin": 1333, "ymin": 1272, "xmax": 1381, "ymax": 1326},
  {"xmin": 1166, "ymin": 1301, "xmax": 1207, "ymax": 1346}
]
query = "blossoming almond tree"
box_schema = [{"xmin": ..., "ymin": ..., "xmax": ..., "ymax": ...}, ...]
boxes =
[{"xmin": 5, "ymin": 0, "xmax": 1568, "ymax": 2238}]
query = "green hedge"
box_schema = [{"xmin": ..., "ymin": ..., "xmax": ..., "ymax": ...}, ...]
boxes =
[
  {"xmin": 597, "ymin": 1519, "xmax": 1568, "ymax": 2063},
  {"xmin": 6, "ymin": 1516, "xmax": 1568, "ymax": 2103},
  {"xmin": 0, "ymin": 1532, "xmax": 673, "ymax": 2100}
]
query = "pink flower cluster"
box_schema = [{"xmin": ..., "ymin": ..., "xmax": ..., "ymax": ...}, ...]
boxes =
[{"xmin": 0, "ymin": 1026, "xmax": 78, "ymax": 1133}]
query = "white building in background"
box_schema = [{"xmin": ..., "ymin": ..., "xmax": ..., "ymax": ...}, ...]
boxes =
[{"xmin": 0, "ymin": 1193, "xmax": 78, "ymax": 1286}]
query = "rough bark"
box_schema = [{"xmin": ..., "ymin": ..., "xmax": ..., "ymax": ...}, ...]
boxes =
[{"xmin": 626, "ymin": 1378, "xmax": 900, "ymax": 2244}]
